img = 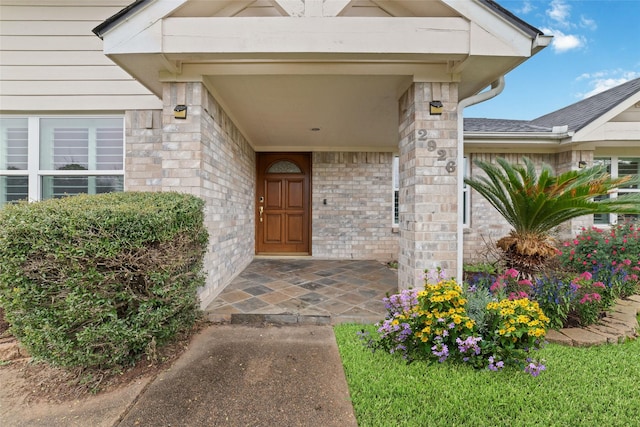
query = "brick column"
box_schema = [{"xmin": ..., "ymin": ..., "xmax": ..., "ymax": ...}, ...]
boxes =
[
  {"xmin": 124, "ymin": 110, "xmax": 163, "ymax": 192},
  {"xmin": 398, "ymin": 82, "xmax": 459, "ymax": 290}
]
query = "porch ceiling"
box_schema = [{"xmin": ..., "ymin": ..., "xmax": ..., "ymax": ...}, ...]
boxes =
[{"xmin": 94, "ymin": 0, "xmax": 550, "ymax": 151}]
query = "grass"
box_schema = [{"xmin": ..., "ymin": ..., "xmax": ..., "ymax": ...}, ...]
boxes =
[{"xmin": 334, "ymin": 323, "xmax": 640, "ymax": 427}]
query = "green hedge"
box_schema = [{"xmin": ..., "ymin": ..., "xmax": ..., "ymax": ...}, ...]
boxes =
[{"xmin": 0, "ymin": 192, "xmax": 208, "ymax": 369}]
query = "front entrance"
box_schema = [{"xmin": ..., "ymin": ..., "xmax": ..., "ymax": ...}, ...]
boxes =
[{"xmin": 256, "ymin": 153, "xmax": 311, "ymax": 254}]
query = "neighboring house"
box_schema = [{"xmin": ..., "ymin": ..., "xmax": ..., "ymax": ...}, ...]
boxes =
[
  {"xmin": 8, "ymin": 0, "xmax": 619, "ymax": 308},
  {"xmin": 463, "ymin": 77, "xmax": 640, "ymax": 263}
]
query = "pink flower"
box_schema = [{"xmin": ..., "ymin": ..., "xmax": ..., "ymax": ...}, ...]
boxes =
[
  {"xmin": 573, "ymin": 239, "xmax": 580, "ymax": 245},
  {"xmin": 504, "ymin": 268, "xmax": 519, "ymax": 278},
  {"xmin": 490, "ymin": 282, "xmax": 503, "ymax": 292},
  {"xmin": 508, "ymin": 291, "xmax": 529, "ymax": 300},
  {"xmin": 518, "ymin": 279, "xmax": 533, "ymax": 286},
  {"xmin": 579, "ymin": 271, "xmax": 592, "ymax": 281},
  {"xmin": 593, "ymin": 282, "xmax": 605, "ymax": 288},
  {"xmin": 623, "ymin": 259, "xmax": 632, "ymax": 266}
]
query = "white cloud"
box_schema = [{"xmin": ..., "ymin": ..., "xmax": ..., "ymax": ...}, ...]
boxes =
[
  {"xmin": 577, "ymin": 71, "xmax": 640, "ymax": 98},
  {"xmin": 541, "ymin": 28, "xmax": 585, "ymax": 53},
  {"xmin": 546, "ymin": 0, "xmax": 571, "ymax": 26},
  {"xmin": 516, "ymin": 1, "xmax": 534, "ymax": 15},
  {"xmin": 580, "ymin": 16, "xmax": 597, "ymax": 31}
]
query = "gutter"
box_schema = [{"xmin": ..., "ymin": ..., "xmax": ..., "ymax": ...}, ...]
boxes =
[
  {"xmin": 92, "ymin": 0, "xmax": 151, "ymax": 38},
  {"xmin": 455, "ymin": 76, "xmax": 505, "ymax": 284}
]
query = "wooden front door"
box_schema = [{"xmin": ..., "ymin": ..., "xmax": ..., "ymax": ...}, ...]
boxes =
[{"xmin": 256, "ymin": 153, "xmax": 311, "ymax": 254}]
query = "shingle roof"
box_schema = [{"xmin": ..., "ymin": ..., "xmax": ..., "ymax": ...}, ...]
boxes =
[
  {"xmin": 465, "ymin": 77, "xmax": 640, "ymax": 133},
  {"xmin": 530, "ymin": 77, "xmax": 640, "ymax": 132},
  {"xmin": 464, "ymin": 118, "xmax": 551, "ymax": 132}
]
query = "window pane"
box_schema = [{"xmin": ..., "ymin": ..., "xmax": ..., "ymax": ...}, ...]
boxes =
[
  {"xmin": 0, "ymin": 175, "xmax": 28, "ymax": 207},
  {"xmin": 41, "ymin": 175, "xmax": 124, "ymax": 200},
  {"xmin": 593, "ymin": 194, "xmax": 610, "ymax": 225},
  {"xmin": 0, "ymin": 118, "xmax": 28, "ymax": 170},
  {"xmin": 267, "ymin": 160, "xmax": 301, "ymax": 174},
  {"xmin": 593, "ymin": 158, "xmax": 611, "ymax": 173},
  {"xmin": 619, "ymin": 158, "xmax": 639, "ymax": 189},
  {"xmin": 40, "ymin": 118, "xmax": 123, "ymax": 171}
]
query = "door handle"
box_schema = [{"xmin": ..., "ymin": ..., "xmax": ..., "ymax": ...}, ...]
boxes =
[{"xmin": 259, "ymin": 206, "xmax": 263, "ymax": 222}]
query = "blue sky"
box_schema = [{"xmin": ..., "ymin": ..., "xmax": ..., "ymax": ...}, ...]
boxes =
[{"xmin": 466, "ymin": 0, "xmax": 640, "ymax": 120}]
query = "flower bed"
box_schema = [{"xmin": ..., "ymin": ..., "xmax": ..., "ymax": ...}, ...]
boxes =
[{"xmin": 361, "ymin": 271, "xmax": 549, "ymax": 377}]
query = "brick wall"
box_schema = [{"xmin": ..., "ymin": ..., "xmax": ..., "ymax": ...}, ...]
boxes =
[
  {"xmin": 312, "ymin": 151, "xmax": 398, "ymax": 261},
  {"xmin": 125, "ymin": 82, "xmax": 255, "ymax": 308},
  {"xmin": 197, "ymin": 84, "xmax": 256, "ymax": 308},
  {"xmin": 124, "ymin": 110, "xmax": 163, "ymax": 192},
  {"xmin": 398, "ymin": 82, "xmax": 459, "ymax": 289}
]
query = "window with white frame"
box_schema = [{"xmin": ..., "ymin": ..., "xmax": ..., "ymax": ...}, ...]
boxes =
[
  {"xmin": 393, "ymin": 155, "xmax": 399, "ymax": 225},
  {"xmin": 391, "ymin": 156, "xmax": 470, "ymax": 226},
  {"xmin": 0, "ymin": 116, "xmax": 124, "ymax": 208},
  {"xmin": 462, "ymin": 156, "xmax": 469, "ymax": 227},
  {"xmin": 593, "ymin": 156, "xmax": 640, "ymax": 225}
]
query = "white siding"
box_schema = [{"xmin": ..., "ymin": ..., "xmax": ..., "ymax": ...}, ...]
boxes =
[{"xmin": 0, "ymin": 1, "xmax": 162, "ymax": 112}]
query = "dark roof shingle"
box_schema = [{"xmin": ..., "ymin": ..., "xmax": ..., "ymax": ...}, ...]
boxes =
[
  {"xmin": 529, "ymin": 77, "xmax": 640, "ymax": 132},
  {"xmin": 465, "ymin": 77, "xmax": 640, "ymax": 133}
]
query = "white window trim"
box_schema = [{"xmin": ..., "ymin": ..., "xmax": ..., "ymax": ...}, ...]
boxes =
[
  {"xmin": 392, "ymin": 155, "xmax": 399, "ymax": 226},
  {"xmin": 0, "ymin": 115, "xmax": 125, "ymax": 205},
  {"xmin": 594, "ymin": 156, "xmax": 640, "ymax": 226}
]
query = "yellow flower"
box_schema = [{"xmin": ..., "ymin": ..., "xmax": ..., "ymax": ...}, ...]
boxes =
[{"xmin": 465, "ymin": 320, "xmax": 475, "ymax": 329}]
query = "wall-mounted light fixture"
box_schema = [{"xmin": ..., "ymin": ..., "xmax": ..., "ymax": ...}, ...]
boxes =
[
  {"xmin": 173, "ymin": 105, "xmax": 187, "ymax": 119},
  {"xmin": 429, "ymin": 101, "xmax": 443, "ymax": 115},
  {"xmin": 578, "ymin": 160, "xmax": 587, "ymax": 169}
]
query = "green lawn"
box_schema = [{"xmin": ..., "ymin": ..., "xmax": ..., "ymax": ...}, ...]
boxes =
[{"xmin": 334, "ymin": 324, "xmax": 640, "ymax": 427}]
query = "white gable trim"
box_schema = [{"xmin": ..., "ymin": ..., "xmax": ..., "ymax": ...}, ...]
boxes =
[
  {"xmin": 100, "ymin": 0, "xmax": 188, "ymax": 53},
  {"xmin": 573, "ymin": 92, "xmax": 640, "ymax": 142}
]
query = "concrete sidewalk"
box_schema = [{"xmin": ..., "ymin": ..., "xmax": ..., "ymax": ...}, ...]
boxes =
[{"xmin": 1, "ymin": 324, "xmax": 358, "ymax": 427}]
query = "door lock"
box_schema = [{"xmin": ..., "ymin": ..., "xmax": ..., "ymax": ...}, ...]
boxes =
[{"xmin": 259, "ymin": 206, "xmax": 263, "ymax": 222}]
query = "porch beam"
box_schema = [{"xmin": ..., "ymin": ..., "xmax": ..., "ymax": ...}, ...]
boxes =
[{"xmin": 162, "ymin": 17, "xmax": 469, "ymax": 55}]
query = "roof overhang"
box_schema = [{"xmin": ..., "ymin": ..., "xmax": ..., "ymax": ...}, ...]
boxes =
[{"xmin": 94, "ymin": 0, "xmax": 550, "ymax": 151}]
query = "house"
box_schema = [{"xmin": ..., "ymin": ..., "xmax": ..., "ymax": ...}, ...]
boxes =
[
  {"xmin": 6, "ymin": 0, "xmax": 632, "ymax": 308},
  {"xmin": 463, "ymin": 77, "xmax": 640, "ymax": 263}
]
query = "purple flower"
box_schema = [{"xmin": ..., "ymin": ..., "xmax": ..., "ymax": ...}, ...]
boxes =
[
  {"xmin": 456, "ymin": 336, "xmax": 482, "ymax": 355},
  {"xmin": 524, "ymin": 361, "xmax": 546, "ymax": 377},
  {"xmin": 488, "ymin": 355, "xmax": 504, "ymax": 371},
  {"xmin": 431, "ymin": 337, "xmax": 449, "ymax": 363}
]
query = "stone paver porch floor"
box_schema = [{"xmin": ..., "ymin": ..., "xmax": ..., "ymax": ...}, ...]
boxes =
[{"xmin": 204, "ymin": 258, "xmax": 398, "ymax": 325}]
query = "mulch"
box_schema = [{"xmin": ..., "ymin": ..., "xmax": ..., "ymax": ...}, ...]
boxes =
[{"xmin": 0, "ymin": 308, "xmax": 9, "ymax": 336}]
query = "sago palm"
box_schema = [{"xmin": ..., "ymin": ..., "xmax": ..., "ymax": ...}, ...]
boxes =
[{"xmin": 465, "ymin": 157, "xmax": 640, "ymax": 277}]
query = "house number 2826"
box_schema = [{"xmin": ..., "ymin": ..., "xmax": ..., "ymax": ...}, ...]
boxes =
[{"xmin": 416, "ymin": 129, "xmax": 456, "ymax": 173}]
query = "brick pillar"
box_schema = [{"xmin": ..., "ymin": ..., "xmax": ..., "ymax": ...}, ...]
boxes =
[
  {"xmin": 160, "ymin": 82, "xmax": 204, "ymax": 196},
  {"xmin": 398, "ymin": 82, "xmax": 459, "ymax": 290}
]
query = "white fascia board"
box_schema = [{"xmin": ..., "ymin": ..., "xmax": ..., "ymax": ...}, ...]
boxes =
[
  {"xmin": 101, "ymin": 0, "xmax": 188, "ymax": 54},
  {"xmin": 571, "ymin": 92, "xmax": 640, "ymax": 142},
  {"xmin": 442, "ymin": 0, "xmax": 538, "ymax": 56},
  {"xmin": 464, "ymin": 132, "xmax": 568, "ymax": 140},
  {"xmin": 165, "ymin": 62, "xmax": 458, "ymax": 79},
  {"xmin": 160, "ymin": 17, "xmax": 470, "ymax": 55}
]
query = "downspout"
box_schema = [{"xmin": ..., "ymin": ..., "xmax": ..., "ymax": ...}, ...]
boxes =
[{"xmin": 455, "ymin": 76, "xmax": 505, "ymax": 283}]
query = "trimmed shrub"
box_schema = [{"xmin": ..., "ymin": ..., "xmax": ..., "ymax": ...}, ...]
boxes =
[{"xmin": 0, "ymin": 192, "xmax": 208, "ymax": 369}]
